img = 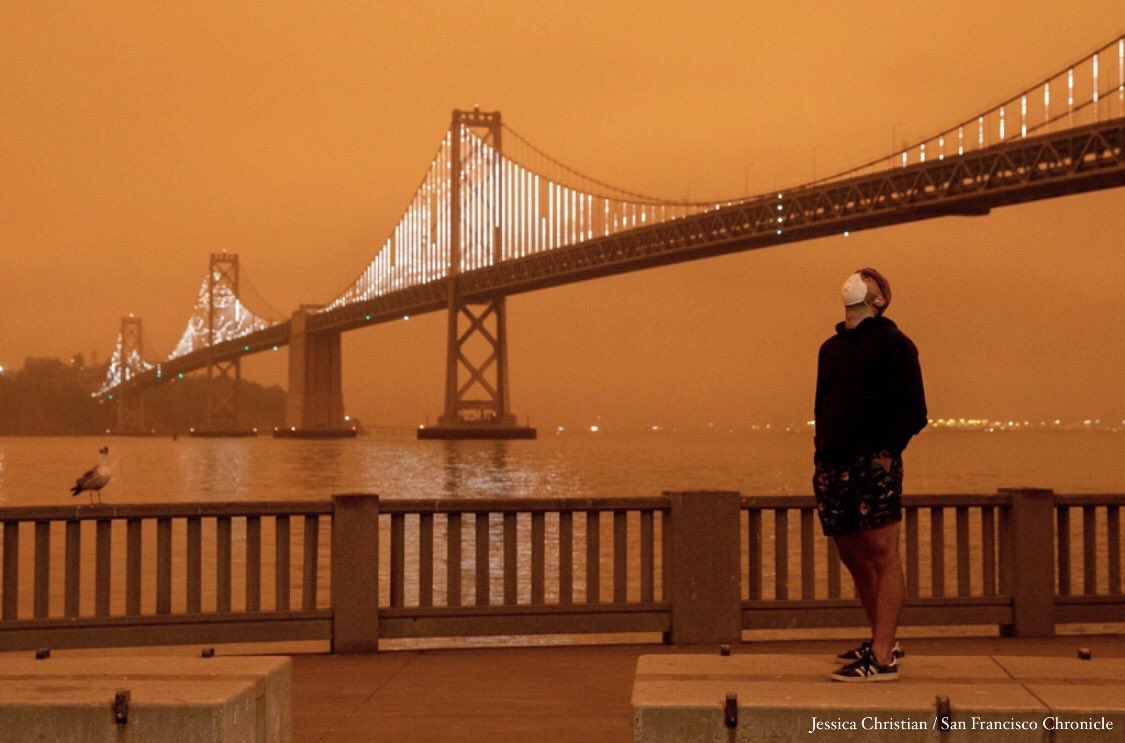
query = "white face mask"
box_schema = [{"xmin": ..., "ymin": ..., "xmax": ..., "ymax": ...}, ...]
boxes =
[{"xmin": 841, "ymin": 273, "xmax": 869, "ymax": 307}]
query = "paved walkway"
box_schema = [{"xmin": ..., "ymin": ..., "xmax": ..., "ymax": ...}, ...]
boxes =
[{"xmin": 290, "ymin": 634, "xmax": 1125, "ymax": 742}]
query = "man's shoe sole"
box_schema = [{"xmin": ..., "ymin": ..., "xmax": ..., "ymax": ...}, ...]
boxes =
[{"xmin": 829, "ymin": 672, "xmax": 899, "ymax": 682}]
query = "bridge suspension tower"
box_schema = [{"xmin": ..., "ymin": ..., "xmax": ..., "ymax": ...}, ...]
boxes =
[
  {"xmin": 420, "ymin": 108, "xmax": 535, "ymax": 439},
  {"xmin": 114, "ymin": 315, "xmax": 148, "ymax": 434}
]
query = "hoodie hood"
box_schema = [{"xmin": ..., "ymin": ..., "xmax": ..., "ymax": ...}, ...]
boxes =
[{"xmin": 834, "ymin": 314, "xmax": 897, "ymax": 335}]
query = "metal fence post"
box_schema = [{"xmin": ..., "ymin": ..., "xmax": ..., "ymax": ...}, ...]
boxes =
[
  {"xmin": 331, "ymin": 494, "xmax": 380, "ymax": 652},
  {"xmin": 663, "ymin": 491, "xmax": 742, "ymax": 644},
  {"xmin": 998, "ymin": 487, "xmax": 1055, "ymax": 637}
]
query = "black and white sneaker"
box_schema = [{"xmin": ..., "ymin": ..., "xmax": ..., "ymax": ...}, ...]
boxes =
[
  {"xmin": 836, "ymin": 639, "xmax": 904, "ymax": 662},
  {"xmin": 830, "ymin": 647, "xmax": 899, "ymax": 682}
]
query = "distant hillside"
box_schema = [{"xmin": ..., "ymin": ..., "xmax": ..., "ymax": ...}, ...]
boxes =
[{"xmin": 0, "ymin": 356, "xmax": 285, "ymax": 435}]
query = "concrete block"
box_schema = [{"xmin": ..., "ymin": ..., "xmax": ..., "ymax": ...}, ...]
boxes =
[
  {"xmin": 0, "ymin": 656, "xmax": 290, "ymax": 743},
  {"xmin": 1025, "ymin": 685, "xmax": 1125, "ymax": 742},
  {"xmin": 0, "ymin": 677, "xmax": 257, "ymax": 743},
  {"xmin": 633, "ymin": 655, "xmax": 1053, "ymax": 743},
  {"xmin": 993, "ymin": 655, "xmax": 1125, "ymax": 682}
]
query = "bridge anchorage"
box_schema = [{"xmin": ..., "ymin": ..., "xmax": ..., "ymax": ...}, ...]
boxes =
[
  {"xmin": 275, "ymin": 304, "xmax": 354, "ymax": 438},
  {"xmin": 419, "ymin": 109, "xmax": 535, "ymax": 440}
]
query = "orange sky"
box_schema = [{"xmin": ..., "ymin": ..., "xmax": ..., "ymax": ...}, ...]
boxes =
[{"xmin": 2, "ymin": 2, "xmax": 1123, "ymax": 429}]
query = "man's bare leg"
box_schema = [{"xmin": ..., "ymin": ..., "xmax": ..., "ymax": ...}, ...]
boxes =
[
  {"xmin": 834, "ymin": 534, "xmax": 877, "ymax": 628},
  {"xmin": 859, "ymin": 521, "xmax": 904, "ymax": 665}
]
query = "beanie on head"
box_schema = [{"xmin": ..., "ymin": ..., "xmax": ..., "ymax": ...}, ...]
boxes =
[{"xmin": 855, "ymin": 267, "xmax": 891, "ymax": 314}]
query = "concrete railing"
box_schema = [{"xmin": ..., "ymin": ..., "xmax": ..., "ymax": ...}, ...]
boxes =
[{"xmin": 0, "ymin": 489, "xmax": 1120, "ymax": 652}]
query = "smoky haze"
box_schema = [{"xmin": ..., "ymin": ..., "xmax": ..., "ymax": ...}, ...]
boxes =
[{"xmin": 1, "ymin": 2, "xmax": 1122, "ymax": 430}]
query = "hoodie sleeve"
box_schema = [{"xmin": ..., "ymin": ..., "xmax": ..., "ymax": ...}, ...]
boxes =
[
  {"xmin": 881, "ymin": 334, "xmax": 927, "ymax": 455},
  {"xmin": 813, "ymin": 344, "xmax": 825, "ymax": 455}
]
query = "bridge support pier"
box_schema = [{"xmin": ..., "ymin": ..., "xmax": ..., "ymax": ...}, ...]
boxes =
[
  {"xmin": 418, "ymin": 293, "xmax": 535, "ymax": 440},
  {"xmin": 276, "ymin": 306, "xmax": 355, "ymax": 439},
  {"xmin": 114, "ymin": 390, "xmax": 147, "ymax": 435}
]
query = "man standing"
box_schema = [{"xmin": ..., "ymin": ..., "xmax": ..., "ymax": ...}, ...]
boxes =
[{"xmin": 813, "ymin": 267, "xmax": 927, "ymax": 682}]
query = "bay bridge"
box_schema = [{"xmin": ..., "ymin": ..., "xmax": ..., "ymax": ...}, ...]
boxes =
[{"xmin": 99, "ymin": 36, "xmax": 1125, "ymax": 439}]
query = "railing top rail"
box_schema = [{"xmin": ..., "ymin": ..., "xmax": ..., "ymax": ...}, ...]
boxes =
[
  {"xmin": 740, "ymin": 493, "xmax": 1019, "ymax": 508},
  {"xmin": 0, "ymin": 500, "xmax": 333, "ymax": 521},
  {"xmin": 379, "ymin": 496, "xmax": 670, "ymax": 514},
  {"xmin": 1054, "ymin": 493, "xmax": 1125, "ymax": 506},
  {"xmin": 4, "ymin": 492, "xmax": 1119, "ymax": 522}
]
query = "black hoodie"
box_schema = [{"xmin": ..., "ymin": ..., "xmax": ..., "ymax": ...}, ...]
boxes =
[{"xmin": 814, "ymin": 315, "xmax": 927, "ymax": 466}]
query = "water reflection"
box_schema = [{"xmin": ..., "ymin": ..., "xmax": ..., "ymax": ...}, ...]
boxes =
[
  {"xmin": 0, "ymin": 430, "xmax": 1121, "ymax": 506},
  {"xmin": 440, "ymin": 440, "xmax": 513, "ymax": 498}
]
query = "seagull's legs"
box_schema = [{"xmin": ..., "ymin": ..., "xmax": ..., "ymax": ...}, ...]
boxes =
[{"xmin": 88, "ymin": 492, "xmax": 94, "ymax": 505}]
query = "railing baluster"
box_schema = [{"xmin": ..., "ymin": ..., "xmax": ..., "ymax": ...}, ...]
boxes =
[
  {"xmin": 64, "ymin": 520, "xmax": 81, "ymax": 618},
  {"xmin": 275, "ymin": 515, "xmax": 290, "ymax": 611},
  {"xmin": 640, "ymin": 510, "xmax": 654, "ymax": 602},
  {"xmin": 998, "ymin": 505, "xmax": 1012, "ymax": 595},
  {"xmin": 747, "ymin": 509, "xmax": 761, "ymax": 600},
  {"xmin": 774, "ymin": 509, "xmax": 788, "ymax": 600},
  {"xmin": 126, "ymin": 518, "xmax": 141, "ymax": 615},
  {"xmin": 1057, "ymin": 506, "xmax": 1071, "ymax": 596},
  {"xmin": 156, "ymin": 517, "xmax": 172, "ymax": 614},
  {"xmin": 503, "ymin": 512, "xmax": 517, "ymax": 605},
  {"xmin": 905, "ymin": 507, "xmax": 919, "ymax": 597},
  {"xmin": 217, "ymin": 516, "xmax": 232, "ymax": 612},
  {"xmin": 981, "ymin": 506, "xmax": 996, "ymax": 596},
  {"xmin": 475, "ymin": 512, "xmax": 489, "ymax": 606},
  {"xmin": 660, "ymin": 509, "xmax": 671, "ymax": 605},
  {"xmin": 613, "ymin": 510, "xmax": 627, "ymax": 603},
  {"xmin": 955, "ymin": 506, "xmax": 970, "ymax": 597},
  {"xmin": 94, "ymin": 519, "xmax": 111, "ymax": 616},
  {"xmin": 2, "ymin": 521, "xmax": 18, "ymax": 619},
  {"xmin": 1082, "ymin": 506, "xmax": 1097, "ymax": 594},
  {"xmin": 184, "ymin": 516, "xmax": 201, "ymax": 613},
  {"xmin": 34, "ymin": 521, "xmax": 49, "ymax": 619},
  {"xmin": 1109, "ymin": 505, "xmax": 1121, "ymax": 595},
  {"xmin": 246, "ymin": 516, "xmax": 261, "ymax": 611},
  {"xmin": 447, "ymin": 513, "xmax": 462, "ymax": 607},
  {"xmin": 301, "ymin": 514, "xmax": 318, "ymax": 610},
  {"xmin": 586, "ymin": 510, "xmax": 600, "ymax": 603},
  {"xmin": 827, "ymin": 537, "xmax": 841, "ymax": 599},
  {"xmin": 531, "ymin": 511, "xmax": 545, "ymax": 604},
  {"xmin": 930, "ymin": 507, "xmax": 945, "ymax": 597},
  {"xmin": 390, "ymin": 513, "xmax": 405, "ymax": 608},
  {"xmin": 800, "ymin": 508, "xmax": 814, "ymax": 599},
  {"xmin": 559, "ymin": 511, "xmax": 573, "ymax": 604},
  {"xmin": 419, "ymin": 512, "xmax": 433, "ymax": 608}
]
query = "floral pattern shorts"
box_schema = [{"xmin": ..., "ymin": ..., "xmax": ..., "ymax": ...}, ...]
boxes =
[{"xmin": 812, "ymin": 450, "xmax": 904, "ymax": 537}]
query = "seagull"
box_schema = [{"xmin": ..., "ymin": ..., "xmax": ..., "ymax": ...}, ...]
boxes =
[{"xmin": 71, "ymin": 446, "xmax": 112, "ymax": 504}]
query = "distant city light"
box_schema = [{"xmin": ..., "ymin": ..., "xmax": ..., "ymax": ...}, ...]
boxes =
[
  {"xmin": 589, "ymin": 425, "xmax": 599, "ymax": 432},
  {"xmin": 403, "ymin": 315, "xmax": 410, "ymax": 321},
  {"xmin": 843, "ymin": 231, "xmax": 850, "ymax": 237},
  {"xmin": 344, "ymin": 415, "xmax": 351, "ymax": 421}
]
